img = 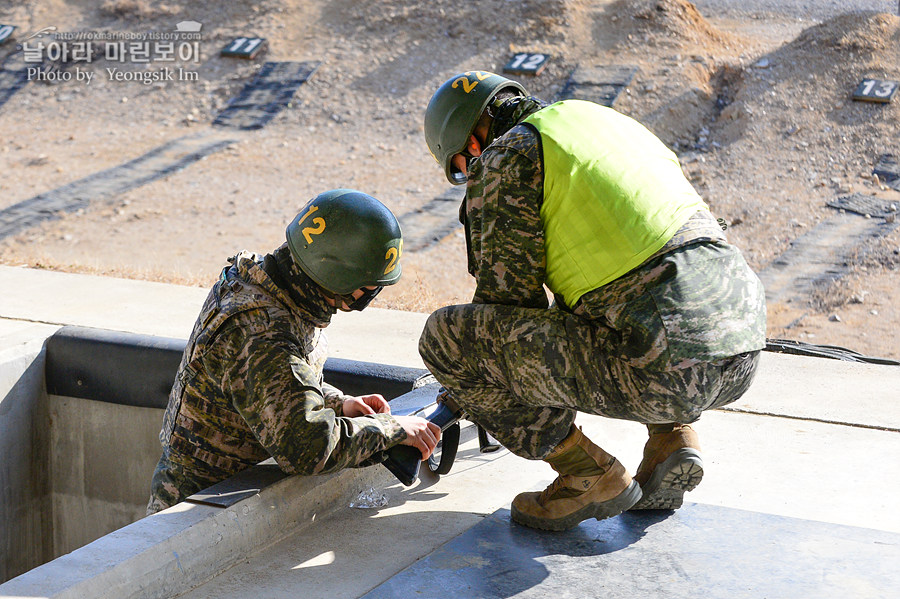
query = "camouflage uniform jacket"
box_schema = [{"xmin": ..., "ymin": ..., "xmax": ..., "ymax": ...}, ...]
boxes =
[
  {"xmin": 463, "ymin": 98, "xmax": 767, "ymax": 370},
  {"xmin": 158, "ymin": 249, "xmax": 406, "ymax": 487}
]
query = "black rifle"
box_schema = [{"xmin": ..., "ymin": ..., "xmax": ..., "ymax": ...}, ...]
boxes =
[
  {"xmin": 382, "ymin": 382, "xmax": 504, "ymax": 485},
  {"xmin": 382, "ymin": 383, "xmax": 462, "ymax": 486}
]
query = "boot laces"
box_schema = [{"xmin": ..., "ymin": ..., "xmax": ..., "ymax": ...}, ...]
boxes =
[
  {"xmin": 538, "ymin": 476, "xmax": 567, "ymax": 504},
  {"xmin": 538, "ymin": 475, "xmax": 586, "ymax": 504}
]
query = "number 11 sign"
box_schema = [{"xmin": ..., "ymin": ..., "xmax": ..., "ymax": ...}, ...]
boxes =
[{"xmin": 221, "ymin": 37, "xmax": 268, "ymax": 59}]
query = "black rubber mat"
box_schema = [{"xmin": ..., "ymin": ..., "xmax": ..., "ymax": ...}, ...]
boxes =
[
  {"xmin": 44, "ymin": 325, "xmax": 426, "ymax": 410},
  {"xmin": 398, "ymin": 186, "xmax": 465, "ymax": 252},
  {"xmin": 362, "ymin": 503, "xmax": 899, "ymax": 599},
  {"xmin": 557, "ymin": 65, "xmax": 637, "ymax": 107},
  {"xmin": 758, "ymin": 211, "xmax": 898, "ymax": 305},
  {"xmin": 0, "ymin": 51, "xmax": 32, "ymax": 110},
  {"xmin": 187, "ymin": 461, "xmax": 287, "ymax": 508},
  {"xmin": 213, "ymin": 61, "xmax": 319, "ymax": 130},
  {"xmin": 0, "ymin": 133, "xmax": 236, "ymax": 240},
  {"xmin": 873, "ymin": 154, "xmax": 900, "ymax": 191},
  {"xmin": 827, "ymin": 192, "xmax": 899, "ymax": 219}
]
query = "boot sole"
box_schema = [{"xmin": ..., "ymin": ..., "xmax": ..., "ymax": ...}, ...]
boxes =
[
  {"xmin": 511, "ymin": 480, "xmax": 643, "ymax": 532},
  {"xmin": 630, "ymin": 448, "xmax": 703, "ymax": 511}
]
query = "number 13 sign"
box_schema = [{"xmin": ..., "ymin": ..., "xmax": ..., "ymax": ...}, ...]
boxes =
[{"xmin": 852, "ymin": 78, "xmax": 898, "ymax": 103}]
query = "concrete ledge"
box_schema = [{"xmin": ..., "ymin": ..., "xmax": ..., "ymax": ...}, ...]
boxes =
[
  {"xmin": 0, "ymin": 265, "xmax": 429, "ymax": 368},
  {"xmin": 0, "ymin": 266, "xmax": 208, "ymax": 340},
  {"xmin": 176, "ymin": 406, "xmax": 900, "ymax": 599},
  {"xmin": 726, "ymin": 351, "xmax": 900, "ymax": 430},
  {"xmin": 0, "ymin": 462, "xmax": 394, "ymax": 599}
]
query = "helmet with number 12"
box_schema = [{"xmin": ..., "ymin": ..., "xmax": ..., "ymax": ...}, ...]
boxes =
[{"xmin": 286, "ymin": 189, "xmax": 403, "ymax": 298}]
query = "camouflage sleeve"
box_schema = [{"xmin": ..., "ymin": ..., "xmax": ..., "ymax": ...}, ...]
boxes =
[
  {"xmin": 465, "ymin": 124, "xmax": 549, "ymax": 308},
  {"xmin": 320, "ymin": 382, "xmax": 349, "ymax": 414},
  {"xmin": 219, "ymin": 317, "xmax": 406, "ymax": 475}
]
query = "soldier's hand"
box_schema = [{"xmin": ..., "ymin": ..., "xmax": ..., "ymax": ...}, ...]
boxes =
[
  {"xmin": 395, "ymin": 415, "xmax": 441, "ymax": 461},
  {"xmin": 342, "ymin": 394, "xmax": 390, "ymax": 417}
]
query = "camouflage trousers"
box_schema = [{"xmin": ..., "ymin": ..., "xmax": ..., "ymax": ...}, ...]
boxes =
[
  {"xmin": 146, "ymin": 448, "xmax": 231, "ymax": 515},
  {"xmin": 418, "ymin": 303, "xmax": 760, "ymax": 460}
]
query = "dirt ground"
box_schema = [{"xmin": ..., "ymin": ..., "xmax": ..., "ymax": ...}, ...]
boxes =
[{"xmin": 0, "ymin": 0, "xmax": 898, "ymax": 359}]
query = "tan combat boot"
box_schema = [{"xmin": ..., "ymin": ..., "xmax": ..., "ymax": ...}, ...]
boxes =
[
  {"xmin": 511, "ymin": 427, "xmax": 642, "ymax": 531},
  {"xmin": 630, "ymin": 423, "xmax": 703, "ymax": 510}
]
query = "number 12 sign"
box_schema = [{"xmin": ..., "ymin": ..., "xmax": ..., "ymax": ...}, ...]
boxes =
[
  {"xmin": 852, "ymin": 78, "xmax": 898, "ymax": 103},
  {"xmin": 503, "ymin": 53, "xmax": 549, "ymax": 76}
]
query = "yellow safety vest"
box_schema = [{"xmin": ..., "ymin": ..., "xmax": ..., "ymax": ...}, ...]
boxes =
[{"xmin": 524, "ymin": 101, "xmax": 708, "ymax": 307}]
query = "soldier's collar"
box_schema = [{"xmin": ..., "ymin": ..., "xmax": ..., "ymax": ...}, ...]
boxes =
[
  {"xmin": 487, "ymin": 95, "xmax": 547, "ymax": 142},
  {"xmin": 274, "ymin": 247, "xmax": 336, "ymax": 323},
  {"xmin": 257, "ymin": 248, "xmax": 335, "ymax": 326}
]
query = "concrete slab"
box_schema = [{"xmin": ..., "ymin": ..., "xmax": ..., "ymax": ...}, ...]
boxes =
[
  {"xmin": 0, "ymin": 265, "xmax": 208, "ymax": 340},
  {"xmin": 0, "ymin": 265, "xmax": 428, "ymax": 368},
  {"xmin": 727, "ymin": 351, "xmax": 900, "ymax": 430},
  {"xmin": 2, "ymin": 265, "xmax": 899, "ymax": 598},
  {"xmin": 177, "ymin": 405, "xmax": 900, "ymax": 599},
  {"xmin": 0, "ymin": 319, "xmax": 55, "ymax": 584},
  {"xmin": 0, "ymin": 320, "xmax": 59, "ymax": 366},
  {"xmin": 362, "ymin": 504, "xmax": 900, "ymax": 599},
  {"xmin": 0, "ymin": 319, "xmax": 60, "ymax": 345},
  {"xmin": 657, "ymin": 410, "xmax": 900, "ymax": 533},
  {"xmin": 178, "ymin": 424, "xmax": 551, "ymax": 599}
]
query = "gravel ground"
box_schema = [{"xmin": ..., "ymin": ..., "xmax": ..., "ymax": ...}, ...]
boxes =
[
  {"xmin": 0, "ymin": 0, "xmax": 898, "ymax": 358},
  {"xmin": 694, "ymin": 0, "xmax": 897, "ymax": 19}
]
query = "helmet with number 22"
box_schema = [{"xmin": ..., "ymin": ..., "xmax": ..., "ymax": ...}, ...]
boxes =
[{"xmin": 424, "ymin": 70, "xmax": 526, "ymax": 185}]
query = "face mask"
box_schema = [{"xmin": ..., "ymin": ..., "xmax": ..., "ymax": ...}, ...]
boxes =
[
  {"xmin": 330, "ymin": 286, "xmax": 384, "ymax": 312},
  {"xmin": 346, "ymin": 286, "xmax": 383, "ymax": 311}
]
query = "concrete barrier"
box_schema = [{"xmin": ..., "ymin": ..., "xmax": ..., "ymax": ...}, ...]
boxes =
[
  {"xmin": 0, "ymin": 324, "xmax": 425, "ymax": 594},
  {"xmin": 1, "ymin": 463, "xmax": 394, "ymax": 599},
  {"xmin": 0, "ymin": 322, "xmax": 58, "ymax": 583}
]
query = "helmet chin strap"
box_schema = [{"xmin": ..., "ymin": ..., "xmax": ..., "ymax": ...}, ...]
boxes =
[
  {"xmin": 347, "ymin": 286, "xmax": 384, "ymax": 311},
  {"xmin": 324, "ymin": 286, "xmax": 384, "ymax": 312}
]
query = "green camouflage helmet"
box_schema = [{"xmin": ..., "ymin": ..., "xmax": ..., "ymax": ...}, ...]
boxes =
[
  {"xmin": 286, "ymin": 189, "xmax": 402, "ymax": 295},
  {"xmin": 424, "ymin": 70, "xmax": 526, "ymax": 185}
]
